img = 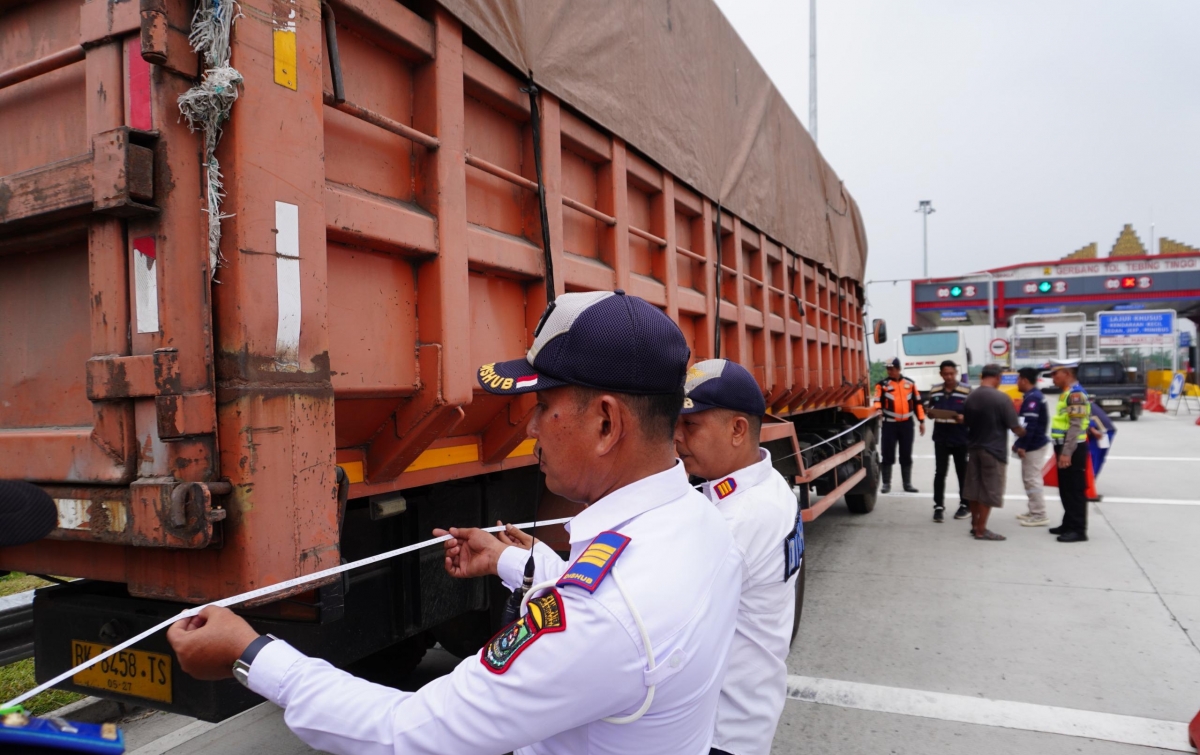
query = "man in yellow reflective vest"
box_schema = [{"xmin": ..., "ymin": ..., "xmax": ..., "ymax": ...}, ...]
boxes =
[
  {"xmin": 1047, "ymin": 360, "xmax": 1091, "ymax": 543},
  {"xmin": 873, "ymin": 357, "xmax": 926, "ymax": 494}
]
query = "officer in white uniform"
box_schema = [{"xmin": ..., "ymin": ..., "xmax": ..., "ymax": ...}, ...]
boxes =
[
  {"xmin": 673, "ymin": 359, "xmax": 802, "ymax": 755},
  {"xmin": 167, "ymin": 290, "xmax": 743, "ymax": 755}
]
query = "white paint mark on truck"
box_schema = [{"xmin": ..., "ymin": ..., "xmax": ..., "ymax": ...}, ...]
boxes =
[
  {"xmin": 133, "ymin": 236, "xmax": 159, "ymax": 334},
  {"xmin": 275, "ymin": 201, "xmax": 301, "ymax": 368}
]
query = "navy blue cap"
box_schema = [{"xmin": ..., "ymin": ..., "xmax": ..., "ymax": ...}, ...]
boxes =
[
  {"xmin": 477, "ymin": 290, "xmax": 690, "ymax": 395},
  {"xmin": 680, "ymin": 359, "xmax": 766, "ymax": 416},
  {"xmin": 887, "ymin": 357, "xmax": 902, "ymax": 369}
]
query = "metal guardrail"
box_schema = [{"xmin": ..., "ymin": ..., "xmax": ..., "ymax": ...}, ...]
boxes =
[{"xmin": 0, "ymin": 590, "xmax": 35, "ymax": 666}]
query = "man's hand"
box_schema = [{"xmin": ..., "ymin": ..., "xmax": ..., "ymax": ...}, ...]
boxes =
[
  {"xmin": 919, "ymin": 422, "xmax": 926, "ymax": 437},
  {"xmin": 1016, "ymin": 448, "xmax": 1026, "ymax": 459},
  {"xmin": 497, "ymin": 522, "xmax": 534, "ymax": 549},
  {"xmin": 167, "ymin": 606, "xmax": 260, "ymax": 681},
  {"xmin": 434, "ymin": 526, "xmax": 507, "ymax": 579},
  {"xmin": 1058, "ymin": 453, "xmax": 1071, "ymax": 469},
  {"xmin": 955, "ymin": 414, "xmax": 965, "ymax": 424}
]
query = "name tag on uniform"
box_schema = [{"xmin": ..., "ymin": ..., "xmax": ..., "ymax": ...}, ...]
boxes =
[{"xmin": 783, "ymin": 516, "xmax": 804, "ymax": 581}]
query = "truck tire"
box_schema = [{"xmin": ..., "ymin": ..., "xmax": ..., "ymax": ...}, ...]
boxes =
[
  {"xmin": 789, "ymin": 559, "xmax": 807, "ymax": 646},
  {"xmin": 431, "ymin": 608, "xmax": 494, "ymax": 658},
  {"xmin": 1129, "ymin": 404, "xmax": 1141, "ymax": 421},
  {"xmin": 845, "ymin": 449, "xmax": 878, "ymax": 514},
  {"xmin": 346, "ymin": 632, "xmax": 431, "ymax": 685},
  {"xmin": 845, "ymin": 491, "xmax": 877, "ymax": 514}
]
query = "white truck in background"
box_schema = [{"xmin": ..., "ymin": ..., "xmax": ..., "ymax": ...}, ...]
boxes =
[{"xmin": 896, "ymin": 328, "xmax": 971, "ymax": 392}]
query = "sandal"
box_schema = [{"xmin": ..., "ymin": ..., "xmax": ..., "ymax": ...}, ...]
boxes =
[{"xmin": 973, "ymin": 530, "xmax": 1006, "ymax": 541}]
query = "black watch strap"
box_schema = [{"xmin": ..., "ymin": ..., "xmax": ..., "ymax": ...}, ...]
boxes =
[{"xmin": 238, "ymin": 634, "xmax": 276, "ymax": 667}]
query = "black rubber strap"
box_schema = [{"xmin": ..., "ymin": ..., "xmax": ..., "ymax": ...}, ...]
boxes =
[{"xmin": 238, "ymin": 634, "xmax": 276, "ymax": 667}]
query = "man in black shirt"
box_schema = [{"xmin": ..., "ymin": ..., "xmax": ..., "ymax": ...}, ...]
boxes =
[
  {"xmin": 926, "ymin": 360, "xmax": 970, "ymax": 523},
  {"xmin": 961, "ymin": 364, "xmax": 1025, "ymax": 541}
]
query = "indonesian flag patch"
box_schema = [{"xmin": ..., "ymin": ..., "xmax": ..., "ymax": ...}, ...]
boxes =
[
  {"xmin": 515, "ymin": 374, "xmax": 538, "ymax": 389},
  {"xmin": 481, "ymin": 589, "xmax": 566, "ymax": 673}
]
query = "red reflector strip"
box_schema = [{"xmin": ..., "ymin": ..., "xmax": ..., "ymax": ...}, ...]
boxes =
[{"xmin": 127, "ymin": 36, "xmax": 152, "ymax": 131}]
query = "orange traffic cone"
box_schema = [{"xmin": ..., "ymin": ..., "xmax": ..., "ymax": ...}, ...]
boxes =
[
  {"xmin": 1145, "ymin": 390, "xmax": 1167, "ymax": 413},
  {"xmin": 1042, "ymin": 453, "xmax": 1098, "ymax": 500}
]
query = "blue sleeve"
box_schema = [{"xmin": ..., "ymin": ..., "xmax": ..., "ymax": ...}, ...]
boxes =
[{"xmin": 1034, "ymin": 402, "xmax": 1049, "ymax": 442}]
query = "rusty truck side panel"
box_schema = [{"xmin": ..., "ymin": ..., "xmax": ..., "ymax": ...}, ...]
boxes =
[{"xmin": 0, "ymin": 0, "xmax": 869, "ymax": 603}]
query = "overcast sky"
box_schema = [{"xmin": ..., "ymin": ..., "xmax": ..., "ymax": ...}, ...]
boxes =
[{"xmin": 713, "ymin": 0, "xmax": 1200, "ymax": 356}]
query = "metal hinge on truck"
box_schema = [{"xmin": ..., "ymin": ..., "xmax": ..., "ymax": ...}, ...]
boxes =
[{"xmin": 86, "ymin": 348, "xmax": 216, "ymax": 439}]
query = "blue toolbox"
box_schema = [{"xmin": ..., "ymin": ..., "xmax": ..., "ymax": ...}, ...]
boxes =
[{"xmin": 0, "ymin": 705, "xmax": 124, "ymax": 754}]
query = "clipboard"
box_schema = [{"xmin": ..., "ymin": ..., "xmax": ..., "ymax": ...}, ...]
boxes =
[{"xmin": 927, "ymin": 408, "xmax": 961, "ymax": 421}]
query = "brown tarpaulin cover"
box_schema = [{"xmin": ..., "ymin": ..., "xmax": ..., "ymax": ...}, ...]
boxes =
[{"xmin": 441, "ymin": 0, "xmax": 868, "ymax": 282}]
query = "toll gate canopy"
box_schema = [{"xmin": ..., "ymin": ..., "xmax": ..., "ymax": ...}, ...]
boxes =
[{"xmin": 912, "ymin": 253, "xmax": 1200, "ymax": 330}]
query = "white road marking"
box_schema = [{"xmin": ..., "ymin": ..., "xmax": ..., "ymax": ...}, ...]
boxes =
[
  {"xmin": 913, "ymin": 455, "xmax": 1200, "ymax": 461},
  {"xmin": 1105, "ymin": 456, "xmax": 1200, "ymax": 461},
  {"xmin": 127, "ymin": 719, "xmax": 218, "ymax": 755},
  {"xmin": 884, "ymin": 491, "xmax": 1200, "ymax": 507},
  {"xmin": 786, "ymin": 675, "xmax": 1193, "ymax": 751}
]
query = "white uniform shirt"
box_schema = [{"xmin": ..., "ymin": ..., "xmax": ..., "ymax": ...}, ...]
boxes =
[
  {"xmin": 248, "ymin": 461, "xmax": 742, "ymax": 755},
  {"xmin": 701, "ymin": 448, "xmax": 800, "ymax": 755}
]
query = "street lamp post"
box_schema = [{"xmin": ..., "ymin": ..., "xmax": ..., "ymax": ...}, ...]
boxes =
[
  {"xmin": 916, "ymin": 200, "xmax": 935, "ymax": 278},
  {"xmin": 809, "ymin": 0, "xmax": 817, "ymax": 143}
]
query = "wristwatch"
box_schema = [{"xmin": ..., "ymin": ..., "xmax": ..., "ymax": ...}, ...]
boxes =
[{"xmin": 232, "ymin": 634, "xmax": 277, "ymax": 688}]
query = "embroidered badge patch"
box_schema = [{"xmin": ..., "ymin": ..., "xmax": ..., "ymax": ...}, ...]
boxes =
[
  {"xmin": 557, "ymin": 531, "xmax": 630, "ymax": 593},
  {"xmin": 714, "ymin": 477, "xmax": 737, "ymax": 499},
  {"xmin": 481, "ymin": 589, "xmax": 567, "ymax": 674}
]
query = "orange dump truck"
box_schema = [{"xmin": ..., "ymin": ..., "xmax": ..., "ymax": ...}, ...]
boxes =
[{"xmin": 0, "ymin": 0, "xmax": 880, "ymax": 719}]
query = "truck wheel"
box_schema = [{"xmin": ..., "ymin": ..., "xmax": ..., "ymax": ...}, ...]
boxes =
[
  {"xmin": 845, "ymin": 491, "xmax": 876, "ymax": 514},
  {"xmin": 346, "ymin": 632, "xmax": 431, "ymax": 685},
  {"xmin": 1129, "ymin": 404, "xmax": 1141, "ymax": 421},
  {"xmin": 789, "ymin": 559, "xmax": 806, "ymax": 647},
  {"xmin": 431, "ymin": 608, "xmax": 494, "ymax": 658}
]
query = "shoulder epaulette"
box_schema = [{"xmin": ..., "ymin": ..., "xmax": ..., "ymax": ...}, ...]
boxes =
[
  {"xmin": 557, "ymin": 531, "xmax": 630, "ymax": 593},
  {"xmin": 954, "ymin": 385, "xmax": 971, "ymax": 394}
]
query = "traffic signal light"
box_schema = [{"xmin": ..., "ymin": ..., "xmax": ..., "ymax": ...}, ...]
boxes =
[
  {"xmin": 949, "ymin": 285, "xmax": 963, "ymax": 298},
  {"xmin": 1037, "ymin": 280, "xmax": 1052, "ymax": 294}
]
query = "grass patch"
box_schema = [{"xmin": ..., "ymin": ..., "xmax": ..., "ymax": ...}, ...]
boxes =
[
  {"xmin": 0, "ymin": 573, "xmax": 84, "ymax": 714},
  {"xmin": 0, "ymin": 572, "xmax": 49, "ymax": 598},
  {"xmin": 0, "ymin": 658, "xmax": 84, "ymax": 715}
]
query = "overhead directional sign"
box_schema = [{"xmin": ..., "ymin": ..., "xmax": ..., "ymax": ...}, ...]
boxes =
[{"xmin": 1097, "ymin": 310, "xmax": 1175, "ymax": 347}]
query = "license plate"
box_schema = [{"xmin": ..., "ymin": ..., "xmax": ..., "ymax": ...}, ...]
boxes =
[
  {"xmin": 1100, "ymin": 399, "xmax": 1122, "ymax": 406},
  {"xmin": 70, "ymin": 640, "xmax": 172, "ymax": 703}
]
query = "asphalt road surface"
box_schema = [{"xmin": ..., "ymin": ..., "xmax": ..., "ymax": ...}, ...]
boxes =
[{"xmin": 69, "ymin": 409, "xmax": 1200, "ymax": 754}]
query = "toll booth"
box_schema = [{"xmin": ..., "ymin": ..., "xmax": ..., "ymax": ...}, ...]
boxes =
[{"xmin": 911, "ymin": 252, "xmax": 1200, "ymax": 371}]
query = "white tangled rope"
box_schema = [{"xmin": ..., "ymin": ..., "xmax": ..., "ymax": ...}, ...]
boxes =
[{"xmin": 178, "ymin": 0, "xmax": 243, "ymax": 278}]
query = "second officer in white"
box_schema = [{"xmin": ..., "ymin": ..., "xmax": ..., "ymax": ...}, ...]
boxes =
[{"xmin": 673, "ymin": 359, "xmax": 803, "ymax": 755}]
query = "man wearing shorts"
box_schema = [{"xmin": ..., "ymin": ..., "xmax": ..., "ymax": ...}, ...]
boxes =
[{"xmin": 961, "ymin": 364, "xmax": 1026, "ymax": 541}]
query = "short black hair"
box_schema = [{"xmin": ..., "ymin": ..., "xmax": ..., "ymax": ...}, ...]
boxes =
[
  {"xmin": 1017, "ymin": 367, "xmax": 1040, "ymax": 383},
  {"xmin": 939, "ymin": 360, "xmax": 958, "ymax": 372},
  {"xmin": 981, "ymin": 364, "xmax": 1003, "ymax": 379},
  {"xmin": 571, "ymin": 385, "xmax": 685, "ymax": 443}
]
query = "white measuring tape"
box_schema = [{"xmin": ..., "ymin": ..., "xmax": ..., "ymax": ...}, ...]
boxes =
[{"xmin": 3, "ymin": 517, "xmax": 573, "ymax": 709}]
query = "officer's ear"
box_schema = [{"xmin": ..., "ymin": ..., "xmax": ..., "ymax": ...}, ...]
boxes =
[
  {"xmin": 729, "ymin": 413, "xmax": 750, "ymax": 448},
  {"xmin": 592, "ymin": 393, "xmax": 626, "ymax": 457}
]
